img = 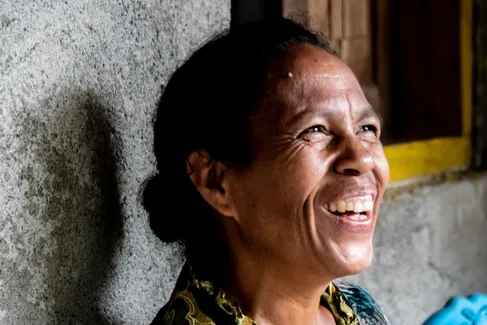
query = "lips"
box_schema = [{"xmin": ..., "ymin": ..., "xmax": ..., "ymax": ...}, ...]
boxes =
[{"xmin": 318, "ymin": 188, "xmax": 377, "ymax": 232}]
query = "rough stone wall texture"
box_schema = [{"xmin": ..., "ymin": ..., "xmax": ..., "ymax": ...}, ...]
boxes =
[
  {"xmin": 347, "ymin": 175, "xmax": 487, "ymax": 324},
  {"xmin": 1, "ymin": 1, "xmax": 487, "ymax": 325},
  {"xmin": 0, "ymin": 1, "xmax": 229, "ymax": 324}
]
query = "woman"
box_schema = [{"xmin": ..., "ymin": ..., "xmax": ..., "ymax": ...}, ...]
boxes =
[{"xmin": 143, "ymin": 18, "xmax": 390, "ymax": 325}]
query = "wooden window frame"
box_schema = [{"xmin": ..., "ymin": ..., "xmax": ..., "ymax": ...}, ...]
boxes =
[
  {"xmin": 384, "ymin": 0, "xmax": 472, "ymax": 183},
  {"xmin": 472, "ymin": 0, "xmax": 487, "ymax": 170}
]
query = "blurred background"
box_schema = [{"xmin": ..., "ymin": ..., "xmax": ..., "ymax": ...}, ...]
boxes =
[{"xmin": 0, "ymin": 0, "xmax": 486, "ymax": 324}]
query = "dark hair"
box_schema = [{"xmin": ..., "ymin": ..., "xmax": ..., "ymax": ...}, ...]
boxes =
[{"xmin": 143, "ymin": 18, "xmax": 336, "ymax": 278}]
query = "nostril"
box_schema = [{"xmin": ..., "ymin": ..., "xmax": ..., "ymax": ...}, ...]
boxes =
[{"xmin": 343, "ymin": 168, "xmax": 360, "ymax": 176}]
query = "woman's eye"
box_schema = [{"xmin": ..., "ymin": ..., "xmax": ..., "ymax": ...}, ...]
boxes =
[
  {"xmin": 360, "ymin": 125, "xmax": 377, "ymax": 135},
  {"xmin": 302, "ymin": 125, "xmax": 327, "ymax": 134},
  {"xmin": 298, "ymin": 125, "xmax": 330, "ymax": 142}
]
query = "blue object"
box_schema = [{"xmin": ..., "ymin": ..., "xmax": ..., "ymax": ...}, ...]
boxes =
[{"xmin": 423, "ymin": 294, "xmax": 487, "ymax": 325}]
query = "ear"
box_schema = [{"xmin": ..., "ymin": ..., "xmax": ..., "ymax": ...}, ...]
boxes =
[{"xmin": 187, "ymin": 151, "xmax": 238, "ymax": 220}]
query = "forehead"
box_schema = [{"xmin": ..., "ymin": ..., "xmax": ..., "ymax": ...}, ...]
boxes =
[
  {"xmin": 260, "ymin": 44, "xmax": 369, "ymax": 118},
  {"xmin": 275, "ymin": 44, "xmax": 354, "ymax": 80}
]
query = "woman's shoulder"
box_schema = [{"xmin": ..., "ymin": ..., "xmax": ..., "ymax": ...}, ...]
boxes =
[
  {"xmin": 150, "ymin": 264, "xmax": 253, "ymax": 325},
  {"xmin": 150, "ymin": 287, "xmax": 218, "ymax": 325},
  {"xmin": 334, "ymin": 281, "xmax": 391, "ymax": 325}
]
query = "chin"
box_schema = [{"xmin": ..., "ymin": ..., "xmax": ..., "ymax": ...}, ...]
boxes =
[
  {"xmin": 344, "ymin": 255, "xmax": 372, "ymax": 276},
  {"xmin": 323, "ymin": 242, "xmax": 374, "ymax": 277}
]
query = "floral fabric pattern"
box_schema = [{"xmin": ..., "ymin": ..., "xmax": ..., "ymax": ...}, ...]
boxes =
[{"xmin": 151, "ymin": 264, "xmax": 389, "ymax": 325}]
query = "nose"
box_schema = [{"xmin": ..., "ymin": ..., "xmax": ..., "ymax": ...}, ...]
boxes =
[{"xmin": 333, "ymin": 139, "xmax": 375, "ymax": 176}]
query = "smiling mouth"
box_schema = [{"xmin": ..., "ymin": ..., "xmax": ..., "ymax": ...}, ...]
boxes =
[
  {"xmin": 328, "ymin": 210, "xmax": 369, "ymax": 221},
  {"xmin": 323, "ymin": 195, "xmax": 374, "ymax": 221}
]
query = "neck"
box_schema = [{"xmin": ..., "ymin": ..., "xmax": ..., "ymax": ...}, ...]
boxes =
[{"xmin": 220, "ymin": 248, "xmax": 334, "ymax": 325}]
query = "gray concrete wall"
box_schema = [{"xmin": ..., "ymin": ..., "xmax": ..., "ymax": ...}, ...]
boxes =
[
  {"xmin": 347, "ymin": 175, "xmax": 487, "ymax": 324},
  {"xmin": 1, "ymin": 1, "xmax": 486, "ymax": 325},
  {"xmin": 0, "ymin": 1, "xmax": 229, "ymax": 324}
]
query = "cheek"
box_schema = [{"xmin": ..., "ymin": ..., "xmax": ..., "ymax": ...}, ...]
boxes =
[
  {"xmin": 275, "ymin": 147, "xmax": 330, "ymax": 201},
  {"xmin": 235, "ymin": 147, "xmax": 327, "ymax": 225}
]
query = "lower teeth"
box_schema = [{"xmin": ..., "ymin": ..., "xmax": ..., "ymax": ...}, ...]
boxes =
[{"xmin": 349, "ymin": 214, "xmax": 367, "ymax": 221}]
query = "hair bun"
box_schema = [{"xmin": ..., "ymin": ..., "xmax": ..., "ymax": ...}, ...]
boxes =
[{"xmin": 143, "ymin": 173, "xmax": 190, "ymax": 243}]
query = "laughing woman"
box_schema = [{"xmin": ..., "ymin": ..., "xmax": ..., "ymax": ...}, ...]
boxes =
[{"xmin": 144, "ymin": 18, "xmax": 390, "ymax": 325}]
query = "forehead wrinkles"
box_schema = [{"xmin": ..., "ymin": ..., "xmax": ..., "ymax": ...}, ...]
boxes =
[
  {"xmin": 275, "ymin": 74, "xmax": 357, "ymax": 115},
  {"xmin": 256, "ymin": 45, "xmax": 363, "ymax": 120}
]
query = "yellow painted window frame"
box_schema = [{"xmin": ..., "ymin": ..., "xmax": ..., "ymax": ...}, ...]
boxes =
[{"xmin": 384, "ymin": 0, "xmax": 472, "ymax": 183}]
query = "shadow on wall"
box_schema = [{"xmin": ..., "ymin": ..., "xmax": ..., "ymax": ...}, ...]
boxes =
[{"xmin": 21, "ymin": 91, "xmax": 123, "ymax": 325}]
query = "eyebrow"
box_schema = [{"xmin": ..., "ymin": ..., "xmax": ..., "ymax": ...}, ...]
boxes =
[
  {"xmin": 283, "ymin": 106, "xmax": 316, "ymax": 129},
  {"xmin": 357, "ymin": 107, "xmax": 383, "ymax": 128},
  {"xmin": 284, "ymin": 104, "xmax": 383, "ymax": 129}
]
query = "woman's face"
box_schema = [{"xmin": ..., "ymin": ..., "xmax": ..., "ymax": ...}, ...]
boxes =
[{"xmin": 226, "ymin": 44, "xmax": 389, "ymax": 277}]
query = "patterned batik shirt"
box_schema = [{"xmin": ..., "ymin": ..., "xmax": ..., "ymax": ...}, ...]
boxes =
[{"xmin": 151, "ymin": 264, "xmax": 390, "ymax": 325}]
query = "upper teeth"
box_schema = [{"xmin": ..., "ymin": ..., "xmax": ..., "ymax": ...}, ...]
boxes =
[{"xmin": 326, "ymin": 197, "xmax": 374, "ymax": 214}]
